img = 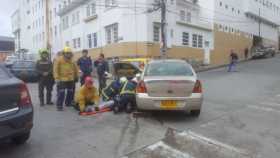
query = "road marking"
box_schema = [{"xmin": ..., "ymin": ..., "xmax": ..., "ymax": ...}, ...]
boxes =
[
  {"xmin": 260, "ymin": 102, "xmax": 280, "ymax": 107},
  {"xmin": 247, "ymin": 105, "xmax": 280, "ymax": 114},
  {"xmin": 147, "ymin": 141, "xmax": 194, "ymax": 158},
  {"xmin": 187, "ymin": 131, "xmax": 250, "ymax": 156}
]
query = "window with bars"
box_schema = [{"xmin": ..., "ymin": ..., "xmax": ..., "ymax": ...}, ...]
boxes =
[
  {"xmin": 105, "ymin": 0, "xmax": 116, "ymax": 8},
  {"xmin": 180, "ymin": 10, "xmax": 186, "ymax": 21},
  {"xmin": 186, "ymin": 12, "xmax": 191, "ymax": 22},
  {"xmin": 88, "ymin": 33, "xmax": 98, "ymax": 48},
  {"xmin": 192, "ymin": 34, "xmax": 198, "ymax": 47},
  {"xmin": 93, "ymin": 33, "xmax": 98, "ymax": 47},
  {"xmin": 73, "ymin": 38, "xmax": 81, "ymax": 48},
  {"xmin": 88, "ymin": 34, "xmax": 92, "ymax": 48},
  {"xmin": 153, "ymin": 24, "xmax": 160, "ymax": 42},
  {"xmin": 87, "ymin": 3, "xmax": 96, "ymax": 17},
  {"xmin": 182, "ymin": 32, "xmax": 189, "ymax": 46},
  {"xmin": 198, "ymin": 35, "xmax": 203, "ymax": 48},
  {"xmin": 105, "ymin": 23, "xmax": 118, "ymax": 44}
]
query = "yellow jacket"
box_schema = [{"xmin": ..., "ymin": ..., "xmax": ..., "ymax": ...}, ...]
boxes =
[
  {"xmin": 75, "ymin": 85, "xmax": 99, "ymax": 112},
  {"xmin": 53, "ymin": 57, "xmax": 79, "ymax": 81}
]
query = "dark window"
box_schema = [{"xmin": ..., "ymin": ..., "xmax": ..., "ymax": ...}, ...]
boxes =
[{"xmin": 182, "ymin": 32, "xmax": 189, "ymax": 46}]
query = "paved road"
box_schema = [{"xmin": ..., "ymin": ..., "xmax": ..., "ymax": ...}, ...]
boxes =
[{"xmin": 1, "ymin": 57, "xmax": 280, "ymax": 158}]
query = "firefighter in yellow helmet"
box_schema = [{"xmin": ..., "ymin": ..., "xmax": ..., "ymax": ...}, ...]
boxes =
[
  {"xmin": 54, "ymin": 46, "xmax": 79, "ymax": 111},
  {"xmin": 36, "ymin": 49, "xmax": 54, "ymax": 106}
]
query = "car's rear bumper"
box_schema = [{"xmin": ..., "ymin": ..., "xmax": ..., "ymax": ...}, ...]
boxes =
[
  {"xmin": 136, "ymin": 93, "xmax": 203, "ymax": 112},
  {"xmin": 0, "ymin": 107, "xmax": 33, "ymax": 140}
]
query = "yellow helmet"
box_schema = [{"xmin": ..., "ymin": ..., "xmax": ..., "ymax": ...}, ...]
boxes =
[
  {"xmin": 63, "ymin": 46, "xmax": 72, "ymax": 53},
  {"xmin": 39, "ymin": 48, "xmax": 49, "ymax": 59},
  {"xmin": 39, "ymin": 48, "xmax": 49, "ymax": 54}
]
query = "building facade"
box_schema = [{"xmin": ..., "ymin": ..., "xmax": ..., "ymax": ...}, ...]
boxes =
[
  {"xmin": 56, "ymin": 0, "xmax": 214, "ymax": 64},
  {"xmin": 201, "ymin": 0, "xmax": 280, "ymax": 65},
  {"xmin": 13, "ymin": 0, "xmax": 280, "ymax": 65}
]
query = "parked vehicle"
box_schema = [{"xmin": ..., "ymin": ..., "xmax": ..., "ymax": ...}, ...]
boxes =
[
  {"xmin": 136, "ymin": 59, "xmax": 203, "ymax": 117},
  {"xmin": 0, "ymin": 64, "xmax": 33, "ymax": 144},
  {"xmin": 4, "ymin": 55, "xmax": 19, "ymax": 67},
  {"xmin": 10, "ymin": 60, "xmax": 39, "ymax": 82},
  {"xmin": 108, "ymin": 61, "xmax": 142, "ymax": 80},
  {"xmin": 252, "ymin": 47, "xmax": 276, "ymax": 59}
]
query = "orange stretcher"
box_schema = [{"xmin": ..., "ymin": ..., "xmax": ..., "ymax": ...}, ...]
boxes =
[{"xmin": 79, "ymin": 107, "xmax": 112, "ymax": 116}]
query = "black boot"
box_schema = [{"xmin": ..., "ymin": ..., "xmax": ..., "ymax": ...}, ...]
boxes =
[
  {"xmin": 40, "ymin": 98, "xmax": 44, "ymax": 106},
  {"xmin": 47, "ymin": 101, "xmax": 54, "ymax": 105},
  {"xmin": 47, "ymin": 91, "xmax": 53, "ymax": 105}
]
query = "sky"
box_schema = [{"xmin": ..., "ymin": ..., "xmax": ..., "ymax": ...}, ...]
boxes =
[{"xmin": 0, "ymin": 0, "xmax": 18, "ymax": 37}]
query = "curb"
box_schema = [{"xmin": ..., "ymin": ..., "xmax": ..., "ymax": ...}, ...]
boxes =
[{"xmin": 195, "ymin": 59, "xmax": 251, "ymax": 73}]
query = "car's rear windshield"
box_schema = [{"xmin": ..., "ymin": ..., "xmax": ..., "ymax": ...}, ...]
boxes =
[
  {"xmin": 145, "ymin": 61, "xmax": 193, "ymax": 76},
  {"xmin": 0, "ymin": 67, "xmax": 11, "ymax": 79}
]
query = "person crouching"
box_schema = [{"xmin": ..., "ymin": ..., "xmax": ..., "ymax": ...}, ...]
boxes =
[
  {"xmin": 74, "ymin": 77, "xmax": 99, "ymax": 113},
  {"xmin": 113, "ymin": 77, "xmax": 137, "ymax": 114}
]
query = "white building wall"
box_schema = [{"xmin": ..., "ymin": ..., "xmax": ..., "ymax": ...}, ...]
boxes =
[
  {"xmin": 49, "ymin": 0, "xmax": 64, "ymax": 54},
  {"xmin": 59, "ymin": 0, "xmax": 151, "ymax": 52},
  {"xmin": 18, "ymin": 0, "xmax": 33, "ymax": 53},
  {"xmin": 212, "ymin": 0, "xmax": 280, "ymax": 43}
]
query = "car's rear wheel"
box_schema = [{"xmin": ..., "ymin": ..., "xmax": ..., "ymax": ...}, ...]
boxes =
[
  {"xmin": 190, "ymin": 109, "xmax": 201, "ymax": 117},
  {"xmin": 12, "ymin": 132, "xmax": 31, "ymax": 145}
]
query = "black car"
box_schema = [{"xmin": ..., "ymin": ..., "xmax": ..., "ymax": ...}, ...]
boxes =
[
  {"xmin": 0, "ymin": 64, "xmax": 33, "ymax": 144},
  {"xmin": 9, "ymin": 60, "xmax": 39, "ymax": 82}
]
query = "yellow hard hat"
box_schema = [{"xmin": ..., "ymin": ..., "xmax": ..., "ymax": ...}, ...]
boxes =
[{"xmin": 63, "ymin": 46, "xmax": 72, "ymax": 53}]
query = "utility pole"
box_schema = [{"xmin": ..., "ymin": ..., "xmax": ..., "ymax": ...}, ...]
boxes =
[
  {"xmin": 258, "ymin": 8, "xmax": 261, "ymax": 37},
  {"xmin": 160, "ymin": 0, "xmax": 167, "ymax": 58},
  {"xmin": 45, "ymin": 0, "xmax": 51, "ymax": 58}
]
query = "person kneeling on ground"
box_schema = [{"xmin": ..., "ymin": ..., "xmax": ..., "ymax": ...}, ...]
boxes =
[
  {"xmin": 74, "ymin": 77, "xmax": 99, "ymax": 113},
  {"xmin": 113, "ymin": 77, "xmax": 137, "ymax": 114},
  {"xmin": 101, "ymin": 78, "xmax": 124, "ymax": 102}
]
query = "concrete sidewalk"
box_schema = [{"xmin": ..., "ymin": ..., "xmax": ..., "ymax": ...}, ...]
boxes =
[{"xmin": 194, "ymin": 59, "xmax": 253, "ymax": 72}]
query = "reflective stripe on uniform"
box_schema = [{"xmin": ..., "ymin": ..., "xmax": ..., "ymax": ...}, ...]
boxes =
[
  {"xmin": 120, "ymin": 81, "xmax": 135, "ymax": 95},
  {"xmin": 102, "ymin": 90, "xmax": 110, "ymax": 100}
]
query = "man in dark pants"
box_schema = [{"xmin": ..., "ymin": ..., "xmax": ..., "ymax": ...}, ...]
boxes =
[
  {"xmin": 244, "ymin": 48, "xmax": 249, "ymax": 60},
  {"xmin": 54, "ymin": 47, "xmax": 79, "ymax": 111},
  {"xmin": 77, "ymin": 49, "xmax": 92, "ymax": 85},
  {"xmin": 228, "ymin": 49, "xmax": 239, "ymax": 72},
  {"xmin": 94, "ymin": 53, "xmax": 109, "ymax": 94},
  {"xmin": 36, "ymin": 49, "xmax": 54, "ymax": 106}
]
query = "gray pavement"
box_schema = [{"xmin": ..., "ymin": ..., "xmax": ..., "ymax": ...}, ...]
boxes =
[{"xmin": 1, "ymin": 57, "xmax": 280, "ymax": 158}]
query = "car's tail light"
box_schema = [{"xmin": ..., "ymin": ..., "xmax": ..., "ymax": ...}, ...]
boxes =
[
  {"xmin": 192, "ymin": 80, "xmax": 202, "ymax": 93},
  {"xmin": 19, "ymin": 82, "xmax": 32, "ymax": 107},
  {"xmin": 137, "ymin": 80, "xmax": 147, "ymax": 93}
]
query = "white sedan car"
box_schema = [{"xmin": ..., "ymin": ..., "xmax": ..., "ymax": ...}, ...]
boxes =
[{"xmin": 136, "ymin": 59, "xmax": 203, "ymax": 117}]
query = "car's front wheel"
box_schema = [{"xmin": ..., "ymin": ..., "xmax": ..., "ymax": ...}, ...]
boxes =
[
  {"xmin": 12, "ymin": 132, "xmax": 31, "ymax": 145},
  {"xmin": 190, "ymin": 110, "xmax": 201, "ymax": 117}
]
